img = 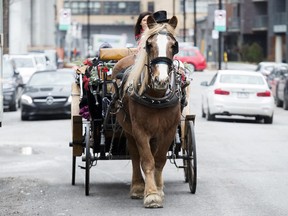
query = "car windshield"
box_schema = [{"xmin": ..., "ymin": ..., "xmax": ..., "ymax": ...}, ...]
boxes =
[
  {"xmin": 178, "ymin": 49, "xmax": 197, "ymax": 56},
  {"xmin": 13, "ymin": 57, "xmax": 34, "ymax": 68},
  {"xmin": 28, "ymin": 72, "xmax": 75, "ymax": 86},
  {"xmin": 220, "ymin": 74, "xmax": 265, "ymax": 85}
]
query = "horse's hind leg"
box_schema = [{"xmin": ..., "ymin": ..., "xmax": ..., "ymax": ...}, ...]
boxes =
[{"xmin": 126, "ymin": 133, "xmax": 145, "ymax": 199}]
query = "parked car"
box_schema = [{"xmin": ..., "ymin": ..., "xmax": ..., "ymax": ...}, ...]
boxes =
[
  {"xmin": 30, "ymin": 53, "xmax": 57, "ymax": 70},
  {"xmin": 8, "ymin": 54, "xmax": 46, "ymax": 84},
  {"xmin": 2, "ymin": 57, "xmax": 24, "ymax": 111},
  {"xmin": 255, "ymin": 61, "xmax": 288, "ymax": 78},
  {"xmin": 201, "ymin": 70, "xmax": 274, "ymax": 124},
  {"xmin": 20, "ymin": 69, "xmax": 75, "ymax": 120},
  {"xmin": 275, "ymin": 68, "xmax": 288, "ymax": 110},
  {"xmin": 266, "ymin": 64, "xmax": 288, "ymax": 99},
  {"xmin": 174, "ymin": 46, "xmax": 207, "ymax": 72}
]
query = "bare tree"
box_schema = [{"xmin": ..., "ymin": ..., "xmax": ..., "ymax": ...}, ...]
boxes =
[{"xmin": 3, "ymin": 0, "xmax": 9, "ymax": 54}]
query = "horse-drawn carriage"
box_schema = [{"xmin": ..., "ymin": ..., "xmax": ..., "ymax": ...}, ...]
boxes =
[{"xmin": 69, "ymin": 15, "xmax": 197, "ymax": 208}]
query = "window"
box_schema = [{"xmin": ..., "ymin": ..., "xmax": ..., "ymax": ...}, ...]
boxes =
[
  {"xmin": 64, "ymin": 0, "xmax": 140, "ymax": 15},
  {"xmin": 148, "ymin": 2, "xmax": 154, "ymax": 13}
]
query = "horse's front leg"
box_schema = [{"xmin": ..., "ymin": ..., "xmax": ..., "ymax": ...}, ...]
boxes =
[
  {"xmin": 126, "ymin": 133, "xmax": 145, "ymax": 199},
  {"xmin": 135, "ymin": 135, "xmax": 163, "ymax": 208}
]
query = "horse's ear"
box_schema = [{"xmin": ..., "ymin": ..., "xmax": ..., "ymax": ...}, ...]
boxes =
[
  {"xmin": 147, "ymin": 15, "xmax": 157, "ymax": 29},
  {"xmin": 168, "ymin": 16, "xmax": 178, "ymax": 29}
]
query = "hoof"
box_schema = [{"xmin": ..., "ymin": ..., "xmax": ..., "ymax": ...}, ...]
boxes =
[
  {"xmin": 144, "ymin": 193, "xmax": 163, "ymax": 208},
  {"xmin": 130, "ymin": 185, "xmax": 144, "ymax": 199},
  {"xmin": 130, "ymin": 192, "xmax": 144, "ymax": 199}
]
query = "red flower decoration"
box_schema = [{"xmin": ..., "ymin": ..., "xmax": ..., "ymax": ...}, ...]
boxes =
[
  {"xmin": 102, "ymin": 67, "xmax": 109, "ymax": 73},
  {"xmin": 83, "ymin": 59, "xmax": 93, "ymax": 66}
]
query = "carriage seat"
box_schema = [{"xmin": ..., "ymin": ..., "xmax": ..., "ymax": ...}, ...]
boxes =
[{"xmin": 99, "ymin": 48, "xmax": 137, "ymax": 61}]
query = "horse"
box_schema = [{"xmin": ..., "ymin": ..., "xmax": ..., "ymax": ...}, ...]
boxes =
[{"xmin": 112, "ymin": 15, "xmax": 181, "ymax": 208}]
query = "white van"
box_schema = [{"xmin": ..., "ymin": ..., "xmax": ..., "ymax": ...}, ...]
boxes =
[{"xmin": 9, "ymin": 53, "xmax": 56, "ymax": 84}]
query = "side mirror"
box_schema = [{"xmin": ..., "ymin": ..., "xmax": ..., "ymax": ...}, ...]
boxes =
[
  {"xmin": 200, "ymin": 81, "xmax": 209, "ymax": 86},
  {"xmin": 14, "ymin": 69, "xmax": 20, "ymax": 75},
  {"xmin": 19, "ymin": 83, "xmax": 26, "ymax": 88}
]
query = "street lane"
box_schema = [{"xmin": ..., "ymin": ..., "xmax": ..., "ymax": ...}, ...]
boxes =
[{"xmin": 1, "ymin": 65, "xmax": 288, "ymax": 216}]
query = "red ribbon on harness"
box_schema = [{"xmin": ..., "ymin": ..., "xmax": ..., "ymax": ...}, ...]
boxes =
[{"xmin": 83, "ymin": 76, "xmax": 90, "ymax": 91}]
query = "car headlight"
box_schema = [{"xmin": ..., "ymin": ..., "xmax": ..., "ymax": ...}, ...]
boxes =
[
  {"xmin": 68, "ymin": 95, "xmax": 72, "ymax": 103},
  {"xmin": 21, "ymin": 94, "xmax": 33, "ymax": 104}
]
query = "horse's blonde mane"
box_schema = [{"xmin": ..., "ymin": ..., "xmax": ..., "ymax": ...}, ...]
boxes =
[{"xmin": 126, "ymin": 23, "xmax": 177, "ymax": 95}]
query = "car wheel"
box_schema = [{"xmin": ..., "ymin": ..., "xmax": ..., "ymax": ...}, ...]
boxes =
[
  {"xmin": 283, "ymin": 96, "xmax": 288, "ymax": 110},
  {"xmin": 21, "ymin": 112, "xmax": 29, "ymax": 121},
  {"xmin": 275, "ymin": 92, "xmax": 283, "ymax": 107},
  {"xmin": 201, "ymin": 105, "xmax": 206, "ymax": 118},
  {"xmin": 9, "ymin": 102, "xmax": 17, "ymax": 112},
  {"xmin": 206, "ymin": 108, "xmax": 215, "ymax": 121},
  {"xmin": 255, "ymin": 116, "xmax": 262, "ymax": 123},
  {"xmin": 263, "ymin": 115, "xmax": 273, "ymax": 124},
  {"xmin": 9, "ymin": 93, "xmax": 18, "ymax": 111}
]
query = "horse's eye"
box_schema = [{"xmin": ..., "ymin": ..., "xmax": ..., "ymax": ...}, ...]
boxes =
[{"xmin": 146, "ymin": 42, "xmax": 152, "ymax": 53}]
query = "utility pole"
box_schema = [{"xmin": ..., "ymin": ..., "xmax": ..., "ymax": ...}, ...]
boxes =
[
  {"xmin": 193, "ymin": 0, "xmax": 197, "ymax": 46},
  {"xmin": 0, "ymin": 0, "xmax": 3, "ymax": 127},
  {"xmin": 183, "ymin": 0, "xmax": 186, "ymax": 42},
  {"xmin": 87, "ymin": 0, "xmax": 90, "ymax": 57},
  {"xmin": 218, "ymin": 0, "xmax": 222, "ymax": 70},
  {"xmin": 173, "ymin": 0, "xmax": 175, "ymax": 16}
]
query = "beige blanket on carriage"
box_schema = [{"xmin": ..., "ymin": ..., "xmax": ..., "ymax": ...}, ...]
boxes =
[{"xmin": 99, "ymin": 48, "xmax": 137, "ymax": 61}]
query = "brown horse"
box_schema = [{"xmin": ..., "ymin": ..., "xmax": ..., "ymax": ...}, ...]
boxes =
[{"xmin": 112, "ymin": 15, "xmax": 181, "ymax": 208}]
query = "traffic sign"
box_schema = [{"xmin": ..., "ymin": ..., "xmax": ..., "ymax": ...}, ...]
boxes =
[
  {"xmin": 214, "ymin": 9, "xmax": 226, "ymax": 32},
  {"xmin": 59, "ymin": 8, "xmax": 71, "ymax": 31}
]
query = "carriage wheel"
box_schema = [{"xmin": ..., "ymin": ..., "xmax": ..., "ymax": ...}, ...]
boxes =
[
  {"xmin": 85, "ymin": 124, "xmax": 91, "ymax": 196},
  {"xmin": 72, "ymin": 156, "xmax": 76, "ymax": 185},
  {"xmin": 183, "ymin": 120, "xmax": 197, "ymax": 194}
]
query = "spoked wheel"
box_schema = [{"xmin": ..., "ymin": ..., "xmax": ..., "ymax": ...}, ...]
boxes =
[
  {"xmin": 85, "ymin": 123, "xmax": 91, "ymax": 196},
  {"xmin": 72, "ymin": 156, "xmax": 76, "ymax": 185},
  {"xmin": 183, "ymin": 120, "xmax": 197, "ymax": 194}
]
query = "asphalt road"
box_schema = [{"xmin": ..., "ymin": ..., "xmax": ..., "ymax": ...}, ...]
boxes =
[{"xmin": 1, "ymin": 63, "xmax": 288, "ymax": 216}]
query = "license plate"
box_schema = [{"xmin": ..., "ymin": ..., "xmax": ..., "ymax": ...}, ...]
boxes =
[{"xmin": 237, "ymin": 92, "xmax": 249, "ymax": 98}]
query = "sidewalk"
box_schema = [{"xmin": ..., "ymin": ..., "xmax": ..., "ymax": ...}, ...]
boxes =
[{"xmin": 207, "ymin": 61, "xmax": 257, "ymax": 71}]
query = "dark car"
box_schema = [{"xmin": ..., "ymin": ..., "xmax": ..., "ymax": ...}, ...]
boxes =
[
  {"xmin": 275, "ymin": 68, "xmax": 288, "ymax": 110},
  {"xmin": 2, "ymin": 57, "xmax": 23, "ymax": 111},
  {"xmin": 20, "ymin": 69, "xmax": 75, "ymax": 120},
  {"xmin": 267, "ymin": 64, "xmax": 288, "ymax": 98}
]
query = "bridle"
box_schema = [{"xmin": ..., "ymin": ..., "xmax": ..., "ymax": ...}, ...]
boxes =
[{"xmin": 145, "ymin": 31, "xmax": 179, "ymax": 76}]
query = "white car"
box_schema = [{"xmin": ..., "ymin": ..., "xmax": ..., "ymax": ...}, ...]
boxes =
[
  {"xmin": 201, "ymin": 70, "xmax": 274, "ymax": 124},
  {"xmin": 255, "ymin": 61, "xmax": 288, "ymax": 77}
]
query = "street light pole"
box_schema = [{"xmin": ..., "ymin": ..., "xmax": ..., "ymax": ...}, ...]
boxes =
[
  {"xmin": 87, "ymin": 0, "xmax": 90, "ymax": 57},
  {"xmin": 183, "ymin": 0, "xmax": 186, "ymax": 42},
  {"xmin": 193, "ymin": 0, "xmax": 197, "ymax": 46},
  {"xmin": 218, "ymin": 0, "xmax": 223, "ymax": 70}
]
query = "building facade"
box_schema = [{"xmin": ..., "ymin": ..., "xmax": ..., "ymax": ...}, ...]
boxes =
[{"xmin": 56, "ymin": 0, "xmax": 217, "ymax": 59}]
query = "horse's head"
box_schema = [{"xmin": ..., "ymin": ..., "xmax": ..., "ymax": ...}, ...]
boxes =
[{"xmin": 144, "ymin": 15, "xmax": 179, "ymax": 91}]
